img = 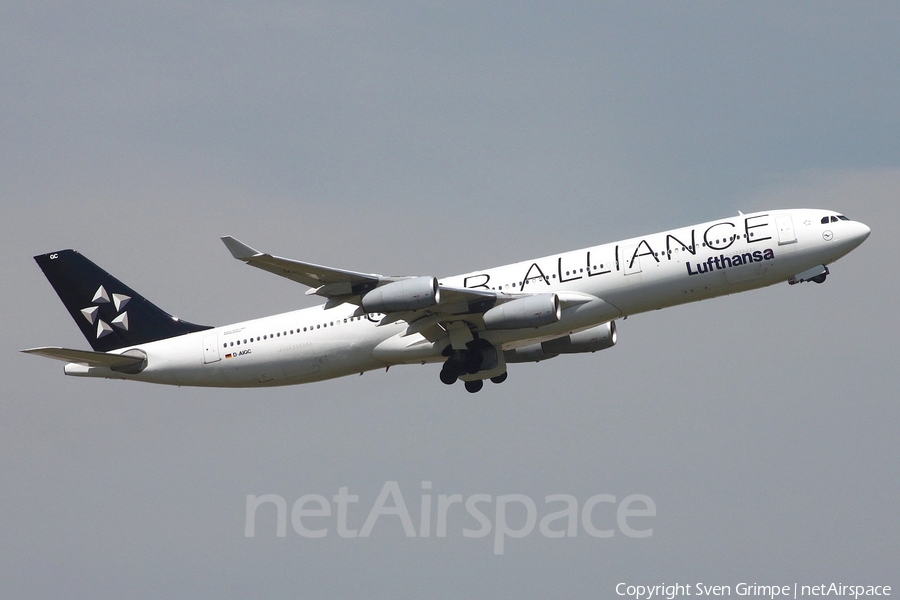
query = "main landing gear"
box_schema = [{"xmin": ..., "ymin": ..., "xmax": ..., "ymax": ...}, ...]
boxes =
[
  {"xmin": 464, "ymin": 380, "xmax": 483, "ymax": 393},
  {"xmin": 445, "ymin": 372, "xmax": 506, "ymax": 393},
  {"xmin": 439, "ymin": 339, "xmax": 507, "ymax": 393},
  {"xmin": 441, "ymin": 361, "xmax": 506, "ymax": 393},
  {"xmin": 457, "ymin": 372, "xmax": 508, "ymax": 392}
]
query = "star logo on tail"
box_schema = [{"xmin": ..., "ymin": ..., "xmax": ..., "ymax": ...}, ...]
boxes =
[{"xmin": 80, "ymin": 285, "xmax": 131, "ymax": 339}]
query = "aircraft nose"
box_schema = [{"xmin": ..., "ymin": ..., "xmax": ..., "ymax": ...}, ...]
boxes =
[{"xmin": 840, "ymin": 220, "xmax": 871, "ymax": 251}]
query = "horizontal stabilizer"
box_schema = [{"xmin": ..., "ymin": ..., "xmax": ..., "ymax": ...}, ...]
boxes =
[{"xmin": 21, "ymin": 346, "xmax": 145, "ymax": 369}]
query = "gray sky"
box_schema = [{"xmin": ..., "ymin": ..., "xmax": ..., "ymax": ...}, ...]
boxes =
[{"xmin": 2, "ymin": 2, "xmax": 898, "ymax": 597}]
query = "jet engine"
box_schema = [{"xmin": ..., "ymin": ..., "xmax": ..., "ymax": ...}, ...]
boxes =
[
  {"xmin": 483, "ymin": 294, "xmax": 561, "ymax": 330},
  {"xmin": 505, "ymin": 321, "xmax": 617, "ymax": 363},
  {"xmin": 361, "ymin": 277, "xmax": 440, "ymax": 313}
]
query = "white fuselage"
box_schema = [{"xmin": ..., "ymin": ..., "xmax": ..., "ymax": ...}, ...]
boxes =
[{"xmin": 66, "ymin": 209, "xmax": 870, "ymax": 387}]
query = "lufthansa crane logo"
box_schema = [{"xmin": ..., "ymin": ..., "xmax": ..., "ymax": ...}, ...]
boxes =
[{"xmin": 80, "ymin": 285, "xmax": 130, "ymax": 339}]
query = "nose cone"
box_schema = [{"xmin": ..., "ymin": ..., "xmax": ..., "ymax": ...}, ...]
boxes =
[
  {"xmin": 852, "ymin": 221, "xmax": 871, "ymax": 244},
  {"xmin": 840, "ymin": 220, "xmax": 871, "ymax": 253}
]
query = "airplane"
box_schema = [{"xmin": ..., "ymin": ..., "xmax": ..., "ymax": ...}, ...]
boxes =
[{"xmin": 22, "ymin": 209, "xmax": 870, "ymax": 393}]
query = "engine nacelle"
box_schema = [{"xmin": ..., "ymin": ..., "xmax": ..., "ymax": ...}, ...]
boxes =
[
  {"xmin": 504, "ymin": 321, "xmax": 617, "ymax": 363},
  {"xmin": 504, "ymin": 343, "xmax": 556, "ymax": 363},
  {"xmin": 362, "ymin": 277, "xmax": 440, "ymax": 313},
  {"xmin": 483, "ymin": 294, "xmax": 561, "ymax": 330},
  {"xmin": 543, "ymin": 321, "xmax": 617, "ymax": 354}
]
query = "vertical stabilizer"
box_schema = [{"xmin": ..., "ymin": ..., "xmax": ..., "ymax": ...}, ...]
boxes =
[{"xmin": 34, "ymin": 250, "xmax": 212, "ymax": 352}]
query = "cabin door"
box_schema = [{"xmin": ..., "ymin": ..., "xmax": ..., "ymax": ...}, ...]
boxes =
[
  {"xmin": 776, "ymin": 215, "xmax": 797, "ymax": 245},
  {"xmin": 202, "ymin": 335, "xmax": 221, "ymax": 364}
]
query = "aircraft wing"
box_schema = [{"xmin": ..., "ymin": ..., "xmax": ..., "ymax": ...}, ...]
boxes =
[
  {"xmin": 222, "ymin": 236, "xmax": 497, "ymax": 307},
  {"xmin": 221, "ymin": 236, "xmax": 612, "ymax": 344},
  {"xmin": 21, "ymin": 346, "xmax": 145, "ymax": 368},
  {"xmin": 221, "ymin": 236, "xmax": 386, "ymax": 292}
]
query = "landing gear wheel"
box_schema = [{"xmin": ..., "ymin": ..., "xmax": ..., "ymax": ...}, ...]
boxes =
[
  {"xmin": 812, "ymin": 274, "xmax": 827, "ymax": 284},
  {"xmin": 464, "ymin": 380, "xmax": 484, "ymax": 394},
  {"xmin": 490, "ymin": 372, "xmax": 508, "ymax": 384},
  {"xmin": 440, "ymin": 369, "xmax": 458, "ymax": 385}
]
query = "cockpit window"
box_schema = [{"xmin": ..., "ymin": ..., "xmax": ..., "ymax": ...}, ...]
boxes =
[
  {"xmin": 821, "ymin": 217, "xmax": 829, "ymax": 224},
  {"xmin": 831, "ymin": 216, "xmax": 839, "ymax": 223},
  {"xmin": 838, "ymin": 215, "xmax": 850, "ymax": 221}
]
